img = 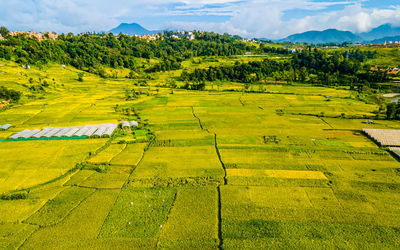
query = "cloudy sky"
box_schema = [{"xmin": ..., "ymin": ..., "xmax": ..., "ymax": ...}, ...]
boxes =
[{"xmin": 0, "ymin": 0, "xmax": 399, "ymax": 39}]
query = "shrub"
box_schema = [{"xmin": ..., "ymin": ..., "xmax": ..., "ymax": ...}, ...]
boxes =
[
  {"xmin": 0, "ymin": 86, "xmax": 21, "ymax": 102},
  {"xmin": 1, "ymin": 190, "xmax": 28, "ymax": 200}
]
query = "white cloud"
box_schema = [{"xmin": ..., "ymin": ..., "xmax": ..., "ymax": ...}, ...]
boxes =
[
  {"xmin": 0, "ymin": 1, "xmax": 399, "ymax": 38},
  {"xmin": 170, "ymin": 3, "xmax": 400, "ymax": 39}
]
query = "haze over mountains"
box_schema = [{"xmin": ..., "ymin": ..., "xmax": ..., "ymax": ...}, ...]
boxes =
[
  {"xmin": 278, "ymin": 23, "xmax": 400, "ymax": 44},
  {"xmin": 109, "ymin": 22, "xmax": 400, "ymax": 44},
  {"xmin": 279, "ymin": 29, "xmax": 361, "ymax": 44},
  {"xmin": 109, "ymin": 23, "xmax": 163, "ymax": 36}
]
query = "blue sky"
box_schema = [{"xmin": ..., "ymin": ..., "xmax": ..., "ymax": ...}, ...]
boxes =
[{"xmin": 0, "ymin": 0, "xmax": 399, "ymax": 39}]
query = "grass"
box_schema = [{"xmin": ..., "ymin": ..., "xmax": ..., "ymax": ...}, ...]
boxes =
[
  {"xmin": 99, "ymin": 187, "xmax": 176, "ymax": 239},
  {"xmin": 21, "ymin": 189, "xmax": 120, "ymax": 249},
  {"xmin": 78, "ymin": 166, "xmax": 132, "ymax": 189},
  {"xmin": 0, "ymin": 185, "xmax": 66, "ymax": 223},
  {"xmin": 64, "ymin": 170, "xmax": 95, "ymax": 186},
  {"xmin": 0, "ymin": 223, "xmax": 38, "ymax": 249},
  {"xmin": 222, "ymin": 220, "xmax": 400, "ymax": 249},
  {"xmin": 0, "ymin": 58, "xmax": 399, "ymax": 248},
  {"xmin": 87, "ymin": 143, "xmax": 126, "ymax": 164},
  {"xmin": 0, "ymin": 139, "xmax": 105, "ymax": 194},
  {"xmin": 159, "ymin": 186, "xmax": 219, "ymax": 245},
  {"xmin": 25, "ymin": 186, "xmax": 95, "ymax": 226},
  {"xmin": 128, "ymin": 145, "xmax": 225, "ymax": 187},
  {"xmin": 110, "ymin": 143, "xmax": 147, "ymax": 166}
]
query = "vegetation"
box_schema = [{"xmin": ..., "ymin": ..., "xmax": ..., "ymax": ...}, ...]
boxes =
[
  {"xmin": 0, "ymin": 30, "xmax": 399, "ymax": 248},
  {"xmin": 0, "ymin": 86, "xmax": 21, "ymax": 102},
  {"xmin": 0, "ymin": 29, "xmax": 257, "ymax": 71},
  {"xmin": 386, "ymin": 102, "xmax": 400, "ymax": 120},
  {"xmin": 181, "ymin": 49, "xmax": 390, "ymax": 89}
]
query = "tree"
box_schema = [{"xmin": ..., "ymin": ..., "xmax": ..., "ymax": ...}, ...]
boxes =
[
  {"xmin": 0, "ymin": 26, "xmax": 9, "ymax": 37},
  {"xmin": 0, "ymin": 86, "xmax": 21, "ymax": 102},
  {"xmin": 77, "ymin": 72, "xmax": 84, "ymax": 82},
  {"xmin": 128, "ymin": 70, "xmax": 136, "ymax": 79},
  {"xmin": 386, "ymin": 102, "xmax": 400, "ymax": 120},
  {"xmin": 299, "ymin": 67, "xmax": 308, "ymax": 82}
]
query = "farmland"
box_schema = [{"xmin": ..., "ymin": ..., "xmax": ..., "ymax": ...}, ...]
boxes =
[{"xmin": 0, "ymin": 56, "xmax": 400, "ymax": 249}]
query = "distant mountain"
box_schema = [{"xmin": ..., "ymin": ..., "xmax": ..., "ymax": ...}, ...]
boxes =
[
  {"xmin": 360, "ymin": 24, "xmax": 400, "ymax": 41},
  {"xmin": 279, "ymin": 29, "xmax": 362, "ymax": 44},
  {"xmin": 370, "ymin": 35, "xmax": 400, "ymax": 44},
  {"xmin": 109, "ymin": 23, "xmax": 161, "ymax": 36}
]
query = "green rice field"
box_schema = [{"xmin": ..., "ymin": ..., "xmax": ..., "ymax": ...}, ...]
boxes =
[{"xmin": 0, "ymin": 59, "xmax": 399, "ymax": 249}]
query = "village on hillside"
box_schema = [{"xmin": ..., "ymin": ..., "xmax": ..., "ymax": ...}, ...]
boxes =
[{"xmin": 0, "ymin": 30, "xmax": 198, "ymax": 42}]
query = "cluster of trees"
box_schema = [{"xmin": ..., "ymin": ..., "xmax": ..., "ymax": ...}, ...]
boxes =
[
  {"xmin": 292, "ymin": 49, "xmax": 361, "ymax": 76},
  {"xmin": 182, "ymin": 81, "xmax": 206, "ymax": 90},
  {"xmin": 259, "ymin": 44, "xmax": 291, "ymax": 55},
  {"xmin": 181, "ymin": 49, "xmax": 389, "ymax": 88},
  {"xmin": 180, "ymin": 59, "xmax": 291, "ymax": 83},
  {"xmin": 344, "ymin": 49, "xmax": 377, "ymax": 62},
  {"xmin": 292, "ymin": 49, "xmax": 388, "ymax": 87},
  {"xmin": 145, "ymin": 58, "xmax": 182, "ymax": 73},
  {"xmin": 386, "ymin": 102, "xmax": 400, "ymax": 120},
  {"xmin": 0, "ymin": 86, "xmax": 21, "ymax": 102},
  {"xmin": 0, "ymin": 27, "xmax": 258, "ymax": 72}
]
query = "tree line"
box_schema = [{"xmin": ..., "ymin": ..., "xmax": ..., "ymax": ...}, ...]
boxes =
[
  {"xmin": 145, "ymin": 58, "xmax": 182, "ymax": 73},
  {"xmin": 0, "ymin": 27, "xmax": 259, "ymax": 72},
  {"xmin": 180, "ymin": 48, "xmax": 389, "ymax": 89},
  {"xmin": 180, "ymin": 59, "xmax": 291, "ymax": 83}
]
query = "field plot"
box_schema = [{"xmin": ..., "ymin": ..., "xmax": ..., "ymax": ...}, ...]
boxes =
[
  {"xmin": 226, "ymin": 169, "xmax": 328, "ymax": 186},
  {"xmin": 221, "ymin": 186, "xmax": 400, "ymax": 249},
  {"xmin": 110, "ymin": 143, "xmax": 147, "ymax": 166},
  {"xmin": 25, "ymin": 186, "xmax": 95, "ymax": 226},
  {"xmin": 88, "ymin": 143, "xmax": 126, "ymax": 164},
  {"xmin": 99, "ymin": 187, "xmax": 175, "ymax": 240},
  {"xmin": 0, "ymin": 223, "xmax": 38, "ymax": 249},
  {"xmin": 158, "ymin": 186, "xmax": 219, "ymax": 248},
  {"xmin": 78, "ymin": 166, "xmax": 132, "ymax": 189},
  {"xmin": 1, "ymin": 61, "xmax": 400, "ymax": 249},
  {"xmin": 0, "ymin": 139, "xmax": 105, "ymax": 193},
  {"xmin": 21, "ymin": 189, "xmax": 120, "ymax": 249},
  {"xmin": 129, "ymin": 146, "xmax": 225, "ymax": 187}
]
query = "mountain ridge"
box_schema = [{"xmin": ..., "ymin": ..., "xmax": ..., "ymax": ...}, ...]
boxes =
[
  {"xmin": 279, "ymin": 29, "xmax": 362, "ymax": 44},
  {"xmin": 278, "ymin": 23, "xmax": 400, "ymax": 44},
  {"xmin": 360, "ymin": 23, "xmax": 400, "ymax": 41},
  {"xmin": 109, "ymin": 23, "xmax": 162, "ymax": 36},
  {"xmin": 108, "ymin": 22, "xmax": 400, "ymax": 44}
]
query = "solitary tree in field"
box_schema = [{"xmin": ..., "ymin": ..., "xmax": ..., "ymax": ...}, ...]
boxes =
[{"xmin": 77, "ymin": 73, "xmax": 84, "ymax": 82}]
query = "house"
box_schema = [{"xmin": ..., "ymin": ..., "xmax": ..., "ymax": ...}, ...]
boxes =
[
  {"xmin": 73, "ymin": 127, "xmax": 90, "ymax": 137},
  {"xmin": 103, "ymin": 126, "xmax": 117, "ymax": 138},
  {"xmin": 8, "ymin": 123, "xmax": 119, "ymax": 140},
  {"xmin": 9, "ymin": 129, "xmax": 31, "ymax": 139},
  {"xmin": 83, "ymin": 127, "xmax": 98, "ymax": 137},
  {"xmin": 121, "ymin": 121, "xmax": 130, "ymax": 128},
  {"xmin": 130, "ymin": 121, "xmax": 139, "ymax": 127},
  {"xmin": 32, "ymin": 128, "xmax": 52, "ymax": 138},
  {"xmin": 53, "ymin": 127, "xmax": 71, "ymax": 137},
  {"xmin": 64, "ymin": 127, "xmax": 81, "ymax": 137},
  {"xmin": 0, "ymin": 124, "xmax": 11, "ymax": 131},
  {"xmin": 92, "ymin": 127, "xmax": 107, "ymax": 138},
  {"xmin": 42, "ymin": 128, "xmax": 62, "ymax": 138},
  {"xmin": 21, "ymin": 129, "xmax": 40, "ymax": 138}
]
